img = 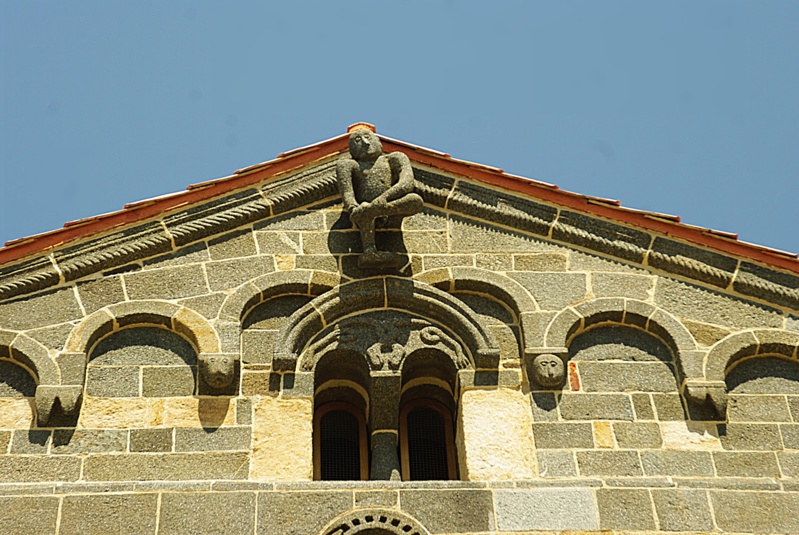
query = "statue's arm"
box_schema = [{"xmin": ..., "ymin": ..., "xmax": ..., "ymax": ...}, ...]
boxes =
[
  {"xmin": 382, "ymin": 152, "xmax": 415, "ymax": 202},
  {"xmin": 336, "ymin": 159, "xmax": 359, "ymax": 211}
]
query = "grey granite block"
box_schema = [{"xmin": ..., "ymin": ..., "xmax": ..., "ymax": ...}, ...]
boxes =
[{"xmin": 494, "ymin": 488, "xmax": 598, "ymax": 531}]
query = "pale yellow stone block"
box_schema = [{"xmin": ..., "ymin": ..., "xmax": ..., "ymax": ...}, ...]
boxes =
[
  {"xmin": 251, "ymin": 397, "xmax": 313, "ymax": 481},
  {"xmin": 164, "ymin": 397, "xmax": 235, "ymax": 427},
  {"xmin": 0, "ymin": 398, "xmax": 35, "ymax": 428},
  {"xmin": 173, "ymin": 307, "xmax": 220, "ymax": 353},
  {"xmin": 661, "ymin": 421, "xmax": 721, "ymax": 450},
  {"xmin": 274, "ymin": 254, "xmax": 295, "ymax": 271},
  {"xmin": 457, "ymin": 388, "xmax": 536, "ymax": 480},
  {"xmin": 79, "ymin": 397, "xmax": 165, "ymax": 429},
  {"xmin": 593, "ymin": 421, "xmax": 614, "ymax": 448}
]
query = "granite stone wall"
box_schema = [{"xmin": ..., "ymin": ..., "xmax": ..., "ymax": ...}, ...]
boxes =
[{"xmin": 0, "ymin": 164, "xmax": 798, "ymax": 534}]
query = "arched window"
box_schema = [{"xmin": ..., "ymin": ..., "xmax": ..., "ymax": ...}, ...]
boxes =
[
  {"xmin": 400, "ymin": 399, "xmax": 456, "ymax": 481},
  {"xmin": 314, "ymin": 402, "xmax": 368, "ymax": 481}
]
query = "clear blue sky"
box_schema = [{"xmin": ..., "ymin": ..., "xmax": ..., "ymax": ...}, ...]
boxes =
[{"xmin": 2, "ymin": 2, "xmax": 798, "ymax": 255}]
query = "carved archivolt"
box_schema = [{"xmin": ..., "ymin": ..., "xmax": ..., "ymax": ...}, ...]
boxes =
[
  {"xmin": 274, "ymin": 277, "xmax": 500, "ymax": 372},
  {"xmin": 299, "ymin": 310, "xmax": 470, "ymax": 373},
  {"xmin": 319, "ymin": 508, "xmax": 430, "ymax": 535}
]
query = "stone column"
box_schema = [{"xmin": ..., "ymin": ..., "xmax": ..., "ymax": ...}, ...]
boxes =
[{"xmin": 369, "ymin": 371, "xmax": 402, "ymax": 480}]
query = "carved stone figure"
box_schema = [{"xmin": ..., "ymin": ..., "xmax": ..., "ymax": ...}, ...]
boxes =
[
  {"xmin": 199, "ymin": 354, "xmax": 236, "ymax": 390},
  {"xmin": 337, "ymin": 124, "xmax": 423, "ymax": 268},
  {"xmin": 530, "ymin": 353, "xmax": 565, "ymax": 388}
]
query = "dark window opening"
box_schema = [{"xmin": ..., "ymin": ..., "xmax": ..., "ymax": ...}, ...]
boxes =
[
  {"xmin": 400, "ymin": 399, "xmax": 456, "ymax": 481},
  {"xmin": 314, "ymin": 402, "xmax": 368, "ymax": 481}
]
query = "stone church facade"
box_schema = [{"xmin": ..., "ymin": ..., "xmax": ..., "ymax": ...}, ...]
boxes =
[{"xmin": 1, "ymin": 123, "xmax": 798, "ymax": 534}]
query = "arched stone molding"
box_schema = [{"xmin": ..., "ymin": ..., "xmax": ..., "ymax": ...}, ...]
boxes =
[
  {"xmin": 218, "ymin": 269, "xmax": 341, "ymax": 323},
  {"xmin": 1, "ymin": 329, "xmax": 73, "ymax": 426},
  {"xmin": 686, "ymin": 329, "xmax": 799, "ymax": 418},
  {"xmin": 274, "ymin": 277, "xmax": 500, "ymax": 373},
  {"xmin": 536, "ymin": 298, "xmax": 701, "ymax": 390},
  {"xmin": 319, "ymin": 508, "xmax": 431, "ymax": 535}
]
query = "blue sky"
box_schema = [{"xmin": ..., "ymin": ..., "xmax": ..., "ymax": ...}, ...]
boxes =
[{"xmin": 2, "ymin": 2, "xmax": 798, "ymax": 256}]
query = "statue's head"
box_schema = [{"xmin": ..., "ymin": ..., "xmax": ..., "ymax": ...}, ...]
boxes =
[
  {"xmin": 199, "ymin": 354, "xmax": 236, "ymax": 390},
  {"xmin": 531, "ymin": 353, "xmax": 565, "ymax": 388},
  {"xmin": 348, "ymin": 128, "xmax": 382, "ymax": 161}
]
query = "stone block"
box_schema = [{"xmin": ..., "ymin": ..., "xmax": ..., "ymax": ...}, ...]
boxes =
[
  {"xmin": 782, "ymin": 424, "xmax": 799, "ymax": 450},
  {"xmin": 80, "ymin": 397, "xmax": 165, "ymax": 429},
  {"xmin": 54, "ymin": 351, "xmax": 87, "ymax": 386},
  {"xmin": 354, "ymin": 490, "xmax": 398, "ymax": 508},
  {"xmin": 295, "ymin": 254, "xmax": 338, "ymax": 272},
  {"xmin": 174, "ymin": 426, "xmax": 251, "ymax": 451},
  {"xmin": 59, "ymin": 493, "xmax": 158, "ymax": 535},
  {"xmin": 714, "ymin": 451, "xmax": 780, "ymax": 477},
  {"xmin": 457, "ymin": 389, "xmax": 535, "ymax": 480},
  {"xmin": 0, "ymin": 431, "xmax": 9, "ymax": 453},
  {"xmin": 51, "ymin": 429, "xmax": 127, "ymax": 454},
  {"xmin": 142, "ymin": 366, "xmax": 196, "ymax": 397},
  {"xmin": 559, "ymin": 393, "xmax": 633, "ymax": 420},
  {"xmin": 241, "ymin": 330, "xmax": 275, "ymax": 365},
  {"xmin": 242, "ymin": 370, "xmax": 278, "ymax": 396},
  {"xmin": 257, "ymin": 490, "xmax": 351, "ymax": 535},
  {"xmin": 0, "ymin": 497, "xmax": 59, "ymax": 535},
  {"xmin": 720, "ymin": 423, "xmax": 782, "ymax": 450},
  {"xmin": 399, "ymin": 489, "xmax": 494, "ymax": 534},
  {"xmin": 530, "ymin": 392, "xmax": 559, "ymax": 421},
  {"xmin": 143, "ymin": 241, "xmax": 209, "ymax": 269},
  {"xmin": 83, "ymin": 452, "xmax": 249, "ymax": 481},
  {"xmin": 205, "ymin": 256, "xmax": 275, "ymax": 292},
  {"xmin": 159, "ymin": 492, "xmax": 255, "ymax": 535},
  {"xmin": 576, "ymin": 450, "xmax": 642, "ymax": 476},
  {"xmin": 512, "ymin": 252, "xmax": 568, "ymax": 271},
  {"xmin": 164, "ymin": 397, "xmax": 235, "ymax": 427},
  {"xmin": 258, "ymin": 209, "xmax": 326, "ymax": 231},
  {"xmin": 508, "ymin": 272, "xmax": 587, "ymax": 310},
  {"xmin": 494, "ymin": 488, "xmax": 598, "ymax": 531},
  {"xmin": 778, "ymin": 452, "xmax": 799, "ymax": 477},
  {"xmin": 208, "ymin": 229, "xmax": 257, "ymax": 259},
  {"xmin": 596, "ymin": 488, "xmax": 655, "ymax": 530},
  {"xmin": 86, "ymin": 366, "xmax": 140, "ymax": 397},
  {"xmin": 26, "ymin": 323, "xmax": 74, "ymax": 353},
  {"xmin": 0, "ymin": 456, "xmax": 81, "ymax": 482},
  {"xmin": 641, "ymin": 450, "xmax": 714, "ymax": 476},
  {"xmin": 654, "ymin": 277, "xmax": 783, "ymax": 330},
  {"xmin": 251, "ymin": 397, "xmax": 312, "ymax": 480},
  {"xmin": 178, "ymin": 293, "xmax": 227, "ymax": 320},
  {"xmin": 591, "ymin": 272, "xmax": 654, "ymax": 299},
  {"xmin": 536, "ymin": 450, "xmax": 577, "ymax": 477},
  {"xmin": 77, "ymin": 276, "xmax": 127, "ymax": 314},
  {"xmin": 728, "ymin": 394, "xmax": 791, "ymax": 422},
  {"xmin": 660, "ymin": 421, "xmax": 722, "ymax": 450},
  {"xmin": 631, "ymin": 393, "xmax": 655, "ymax": 420},
  {"xmin": 236, "ymin": 398, "xmax": 252, "ymax": 425},
  {"xmin": 532, "ymin": 422, "xmax": 594, "ymax": 449},
  {"xmin": 0, "ymin": 286, "xmax": 84, "ymax": 331},
  {"xmin": 130, "ymin": 428, "xmax": 173, "ymax": 452},
  {"xmin": 421, "ymin": 254, "xmax": 473, "ymax": 270},
  {"xmin": 475, "ymin": 253, "xmax": 513, "ymax": 272},
  {"xmin": 578, "ymin": 361, "xmax": 678, "ymax": 392},
  {"xmin": 256, "ymin": 230, "xmax": 303, "ymax": 255},
  {"xmin": 10, "ymin": 430, "xmax": 51, "ymax": 454},
  {"xmin": 613, "ymin": 421, "xmax": 662, "ymax": 448},
  {"xmin": 652, "ymin": 489, "xmax": 713, "ymax": 532},
  {"xmin": 711, "ymin": 490, "xmax": 799, "ymax": 534},
  {"xmin": 651, "ymin": 392, "xmax": 686, "ymax": 420},
  {"xmin": 449, "ymin": 216, "xmax": 550, "ymax": 253},
  {"xmin": 124, "ymin": 264, "xmax": 210, "ymax": 300}
]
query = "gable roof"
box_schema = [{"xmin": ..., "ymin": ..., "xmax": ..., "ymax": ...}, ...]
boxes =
[{"xmin": 1, "ymin": 124, "xmax": 797, "ymax": 308}]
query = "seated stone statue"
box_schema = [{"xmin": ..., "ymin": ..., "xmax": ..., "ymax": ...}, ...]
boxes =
[{"xmin": 337, "ymin": 125, "xmax": 423, "ymax": 267}]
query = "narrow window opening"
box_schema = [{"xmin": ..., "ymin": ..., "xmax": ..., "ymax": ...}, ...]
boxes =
[
  {"xmin": 314, "ymin": 402, "xmax": 368, "ymax": 481},
  {"xmin": 400, "ymin": 399, "xmax": 456, "ymax": 481}
]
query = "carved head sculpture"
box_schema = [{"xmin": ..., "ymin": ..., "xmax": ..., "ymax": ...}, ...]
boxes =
[
  {"xmin": 531, "ymin": 353, "xmax": 565, "ymax": 388},
  {"xmin": 348, "ymin": 128, "xmax": 382, "ymax": 161},
  {"xmin": 198, "ymin": 354, "xmax": 236, "ymax": 390}
]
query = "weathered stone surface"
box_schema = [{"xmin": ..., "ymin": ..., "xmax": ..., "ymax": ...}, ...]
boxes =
[
  {"xmin": 144, "ymin": 241, "xmax": 209, "ymax": 269},
  {"xmin": 449, "ymin": 216, "xmax": 551, "ymax": 253},
  {"xmin": 0, "ymin": 286, "xmax": 83, "ymax": 330},
  {"xmin": 592, "ymin": 272, "xmax": 654, "ymax": 300},
  {"xmin": 728, "ymin": 358, "xmax": 799, "ymax": 394},
  {"xmin": 60, "ymin": 493, "xmax": 158, "ymax": 535},
  {"xmin": 457, "ymin": 389, "xmax": 535, "ymax": 480},
  {"xmin": 0, "ymin": 456, "xmax": 81, "ymax": 482},
  {"xmin": 0, "ymin": 361, "xmax": 36, "ymax": 397},
  {"xmin": 86, "ymin": 366, "xmax": 140, "ymax": 397},
  {"xmin": 207, "ymin": 229, "xmax": 257, "ymax": 259},
  {"xmin": 641, "ymin": 450, "xmax": 714, "ymax": 476},
  {"xmin": 80, "ymin": 397, "xmax": 165, "ymax": 429},
  {"xmin": 569, "ymin": 324, "xmax": 673, "ymax": 362},
  {"xmin": 205, "ymin": 256, "xmax": 275, "ymax": 291},
  {"xmin": 728, "ymin": 394, "xmax": 791, "ymax": 422},
  {"xmin": 124, "ymin": 264, "xmax": 210, "ymax": 300},
  {"xmin": 532, "ymin": 422, "xmax": 594, "ymax": 449},
  {"xmin": 164, "ymin": 397, "xmax": 236, "ymax": 427},
  {"xmin": 651, "ymin": 393, "xmax": 686, "ymax": 420},
  {"xmin": 174, "ymin": 426, "xmax": 251, "ymax": 451},
  {"xmin": 10, "ymin": 430, "xmax": 50, "ymax": 454},
  {"xmin": 257, "ymin": 490, "xmax": 351, "ymax": 535},
  {"xmin": 178, "ymin": 293, "xmax": 227, "ymax": 320},
  {"xmin": 714, "ymin": 451, "xmax": 780, "ymax": 477},
  {"xmin": 578, "ymin": 361, "xmax": 678, "ymax": 392},
  {"xmin": 559, "ymin": 393, "xmax": 634, "ymax": 421},
  {"xmin": 711, "ymin": 490, "xmax": 799, "ymax": 533},
  {"xmin": 735, "ymin": 261, "xmax": 799, "ymax": 310},
  {"xmin": 631, "ymin": 393, "xmax": 655, "ymax": 420},
  {"xmin": 513, "ymin": 253, "xmax": 568, "ymax": 271},
  {"xmin": 90, "ymin": 326, "xmax": 197, "ymax": 365},
  {"xmin": 655, "ymin": 277, "xmax": 783, "ymax": 329},
  {"xmin": 77, "ymin": 276, "xmax": 126, "ymax": 314},
  {"xmin": 83, "ymin": 452, "xmax": 249, "ymax": 481},
  {"xmin": 251, "ymin": 397, "xmax": 312, "ymax": 480},
  {"xmin": 159, "ymin": 492, "xmax": 255, "ymax": 535},
  {"xmin": 720, "ymin": 423, "xmax": 782, "ymax": 451},
  {"xmin": 649, "ymin": 236, "xmax": 738, "ymax": 288},
  {"xmin": 660, "ymin": 421, "xmax": 722, "ymax": 450},
  {"xmin": 0, "ymin": 398, "xmax": 35, "ymax": 428},
  {"xmin": 508, "ymin": 272, "xmax": 587, "ymax": 310},
  {"xmin": 400, "ymin": 489, "xmax": 494, "ymax": 533},
  {"xmin": 354, "ymin": 490, "xmax": 398, "ymax": 508},
  {"xmin": 576, "ymin": 451, "xmax": 642, "ymax": 476},
  {"xmin": 536, "ymin": 450, "xmax": 577, "ymax": 477},
  {"xmin": 494, "ymin": 488, "xmax": 598, "ymax": 531},
  {"xmin": 596, "ymin": 488, "xmax": 656, "ymax": 530},
  {"xmin": 652, "ymin": 489, "xmax": 713, "ymax": 532},
  {"xmin": 51, "ymin": 429, "xmax": 127, "ymax": 454},
  {"xmin": 778, "ymin": 452, "xmax": 799, "ymax": 477},
  {"xmin": 613, "ymin": 422, "xmax": 662, "ymax": 449},
  {"xmin": 130, "ymin": 428, "xmax": 173, "ymax": 452},
  {"xmin": 142, "ymin": 366, "xmax": 196, "ymax": 397},
  {"xmin": 0, "ymin": 496, "xmax": 59, "ymax": 535}
]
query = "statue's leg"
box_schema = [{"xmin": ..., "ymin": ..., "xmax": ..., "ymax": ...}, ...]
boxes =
[
  {"xmin": 359, "ymin": 217, "xmax": 377, "ymax": 253},
  {"xmin": 385, "ymin": 193, "xmax": 424, "ymax": 216}
]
